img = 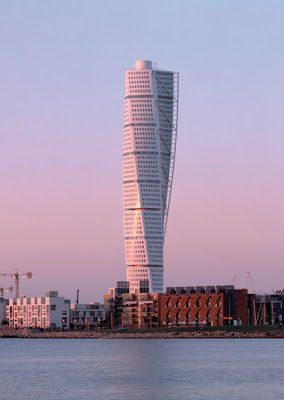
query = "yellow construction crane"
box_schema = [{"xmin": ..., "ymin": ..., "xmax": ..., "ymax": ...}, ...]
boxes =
[
  {"xmin": 0, "ymin": 270, "xmax": 32, "ymax": 298},
  {"xmin": 0, "ymin": 286, "xmax": 13, "ymax": 298}
]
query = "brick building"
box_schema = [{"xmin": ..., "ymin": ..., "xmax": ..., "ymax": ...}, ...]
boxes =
[
  {"xmin": 159, "ymin": 292, "xmax": 224, "ymax": 327},
  {"xmin": 104, "ymin": 285, "xmax": 256, "ymax": 329},
  {"xmin": 233, "ymin": 289, "xmax": 256, "ymax": 325}
]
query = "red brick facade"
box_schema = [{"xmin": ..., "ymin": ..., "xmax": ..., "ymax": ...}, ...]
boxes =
[{"xmin": 159, "ymin": 293, "xmax": 224, "ymax": 327}]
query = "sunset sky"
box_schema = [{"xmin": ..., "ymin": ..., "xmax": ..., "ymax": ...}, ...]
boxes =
[{"xmin": 1, "ymin": 0, "xmax": 284, "ymax": 302}]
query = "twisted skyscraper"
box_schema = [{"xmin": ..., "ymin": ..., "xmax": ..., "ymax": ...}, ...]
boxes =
[{"xmin": 123, "ymin": 60, "xmax": 179, "ymax": 293}]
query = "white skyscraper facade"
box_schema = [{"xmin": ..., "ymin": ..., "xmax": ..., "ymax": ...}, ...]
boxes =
[{"xmin": 123, "ymin": 60, "xmax": 179, "ymax": 293}]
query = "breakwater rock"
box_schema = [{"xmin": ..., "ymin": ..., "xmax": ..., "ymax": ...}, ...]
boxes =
[{"xmin": 0, "ymin": 327, "xmax": 284, "ymax": 339}]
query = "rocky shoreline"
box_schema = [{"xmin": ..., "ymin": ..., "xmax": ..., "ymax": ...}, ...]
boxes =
[{"xmin": 1, "ymin": 327, "xmax": 284, "ymax": 339}]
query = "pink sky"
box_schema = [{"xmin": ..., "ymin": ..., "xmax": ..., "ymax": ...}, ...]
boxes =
[{"xmin": 0, "ymin": 1, "xmax": 283, "ymax": 302}]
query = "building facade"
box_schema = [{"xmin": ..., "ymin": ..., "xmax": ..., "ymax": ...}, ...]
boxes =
[
  {"xmin": 159, "ymin": 293, "xmax": 224, "ymax": 327},
  {"xmin": 6, "ymin": 291, "xmax": 70, "ymax": 329},
  {"xmin": 70, "ymin": 303, "xmax": 105, "ymax": 329},
  {"xmin": 0, "ymin": 298, "xmax": 8, "ymax": 325},
  {"xmin": 163, "ymin": 286, "xmax": 257, "ymax": 327},
  {"xmin": 234, "ymin": 289, "xmax": 253, "ymax": 326},
  {"xmin": 123, "ymin": 293, "xmax": 159, "ymax": 329},
  {"xmin": 103, "ymin": 286, "xmax": 259, "ymax": 329},
  {"xmin": 104, "ymin": 292, "xmax": 159, "ymax": 329},
  {"xmin": 254, "ymin": 291, "xmax": 284, "ymax": 326},
  {"xmin": 123, "ymin": 60, "xmax": 179, "ymax": 293}
]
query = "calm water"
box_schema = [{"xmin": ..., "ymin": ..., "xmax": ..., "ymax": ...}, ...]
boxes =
[{"xmin": 0, "ymin": 339, "xmax": 283, "ymax": 399}]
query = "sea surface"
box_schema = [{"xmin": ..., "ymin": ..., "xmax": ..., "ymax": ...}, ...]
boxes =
[{"xmin": 0, "ymin": 338, "xmax": 283, "ymax": 400}]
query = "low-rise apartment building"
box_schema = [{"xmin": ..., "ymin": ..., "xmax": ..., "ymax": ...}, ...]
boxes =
[
  {"xmin": 159, "ymin": 292, "xmax": 224, "ymax": 327},
  {"xmin": 122, "ymin": 293, "xmax": 159, "ymax": 329},
  {"xmin": 104, "ymin": 292, "xmax": 159, "ymax": 329},
  {"xmin": 162, "ymin": 286, "xmax": 257, "ymax": 327},
  {"xmin": 6, "ymin": 291, "xmax": 70, "ymax": 329},
  {"xmin": 70, "ymin": 303, "xmax": 105, "ymax": 329}
]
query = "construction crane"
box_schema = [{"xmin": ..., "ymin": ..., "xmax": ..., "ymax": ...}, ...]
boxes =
[
  {"xmin": 0, "ymin": 270, "xmax": 32, "ymax": 298},
  {"xmin": 0, "ymin": 286, "xmax": 13, "ymax": 298}
]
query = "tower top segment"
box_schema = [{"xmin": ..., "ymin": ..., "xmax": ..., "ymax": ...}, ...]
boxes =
[{"xmin": 135, "ymin": 60, "xmax": 152, "ymax": 70}]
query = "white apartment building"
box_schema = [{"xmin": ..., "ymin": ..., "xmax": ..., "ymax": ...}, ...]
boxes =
[
  {"xmin": 6, "ymin": 291, "xmax": 70, "ymax": 329},
  {"xmin": 70, "ymin": 303, "xmax": 105, "ymax": 329},
  {"xmin": 123, "ymin": 60, "xmax": 179, "ymax": 293}
]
